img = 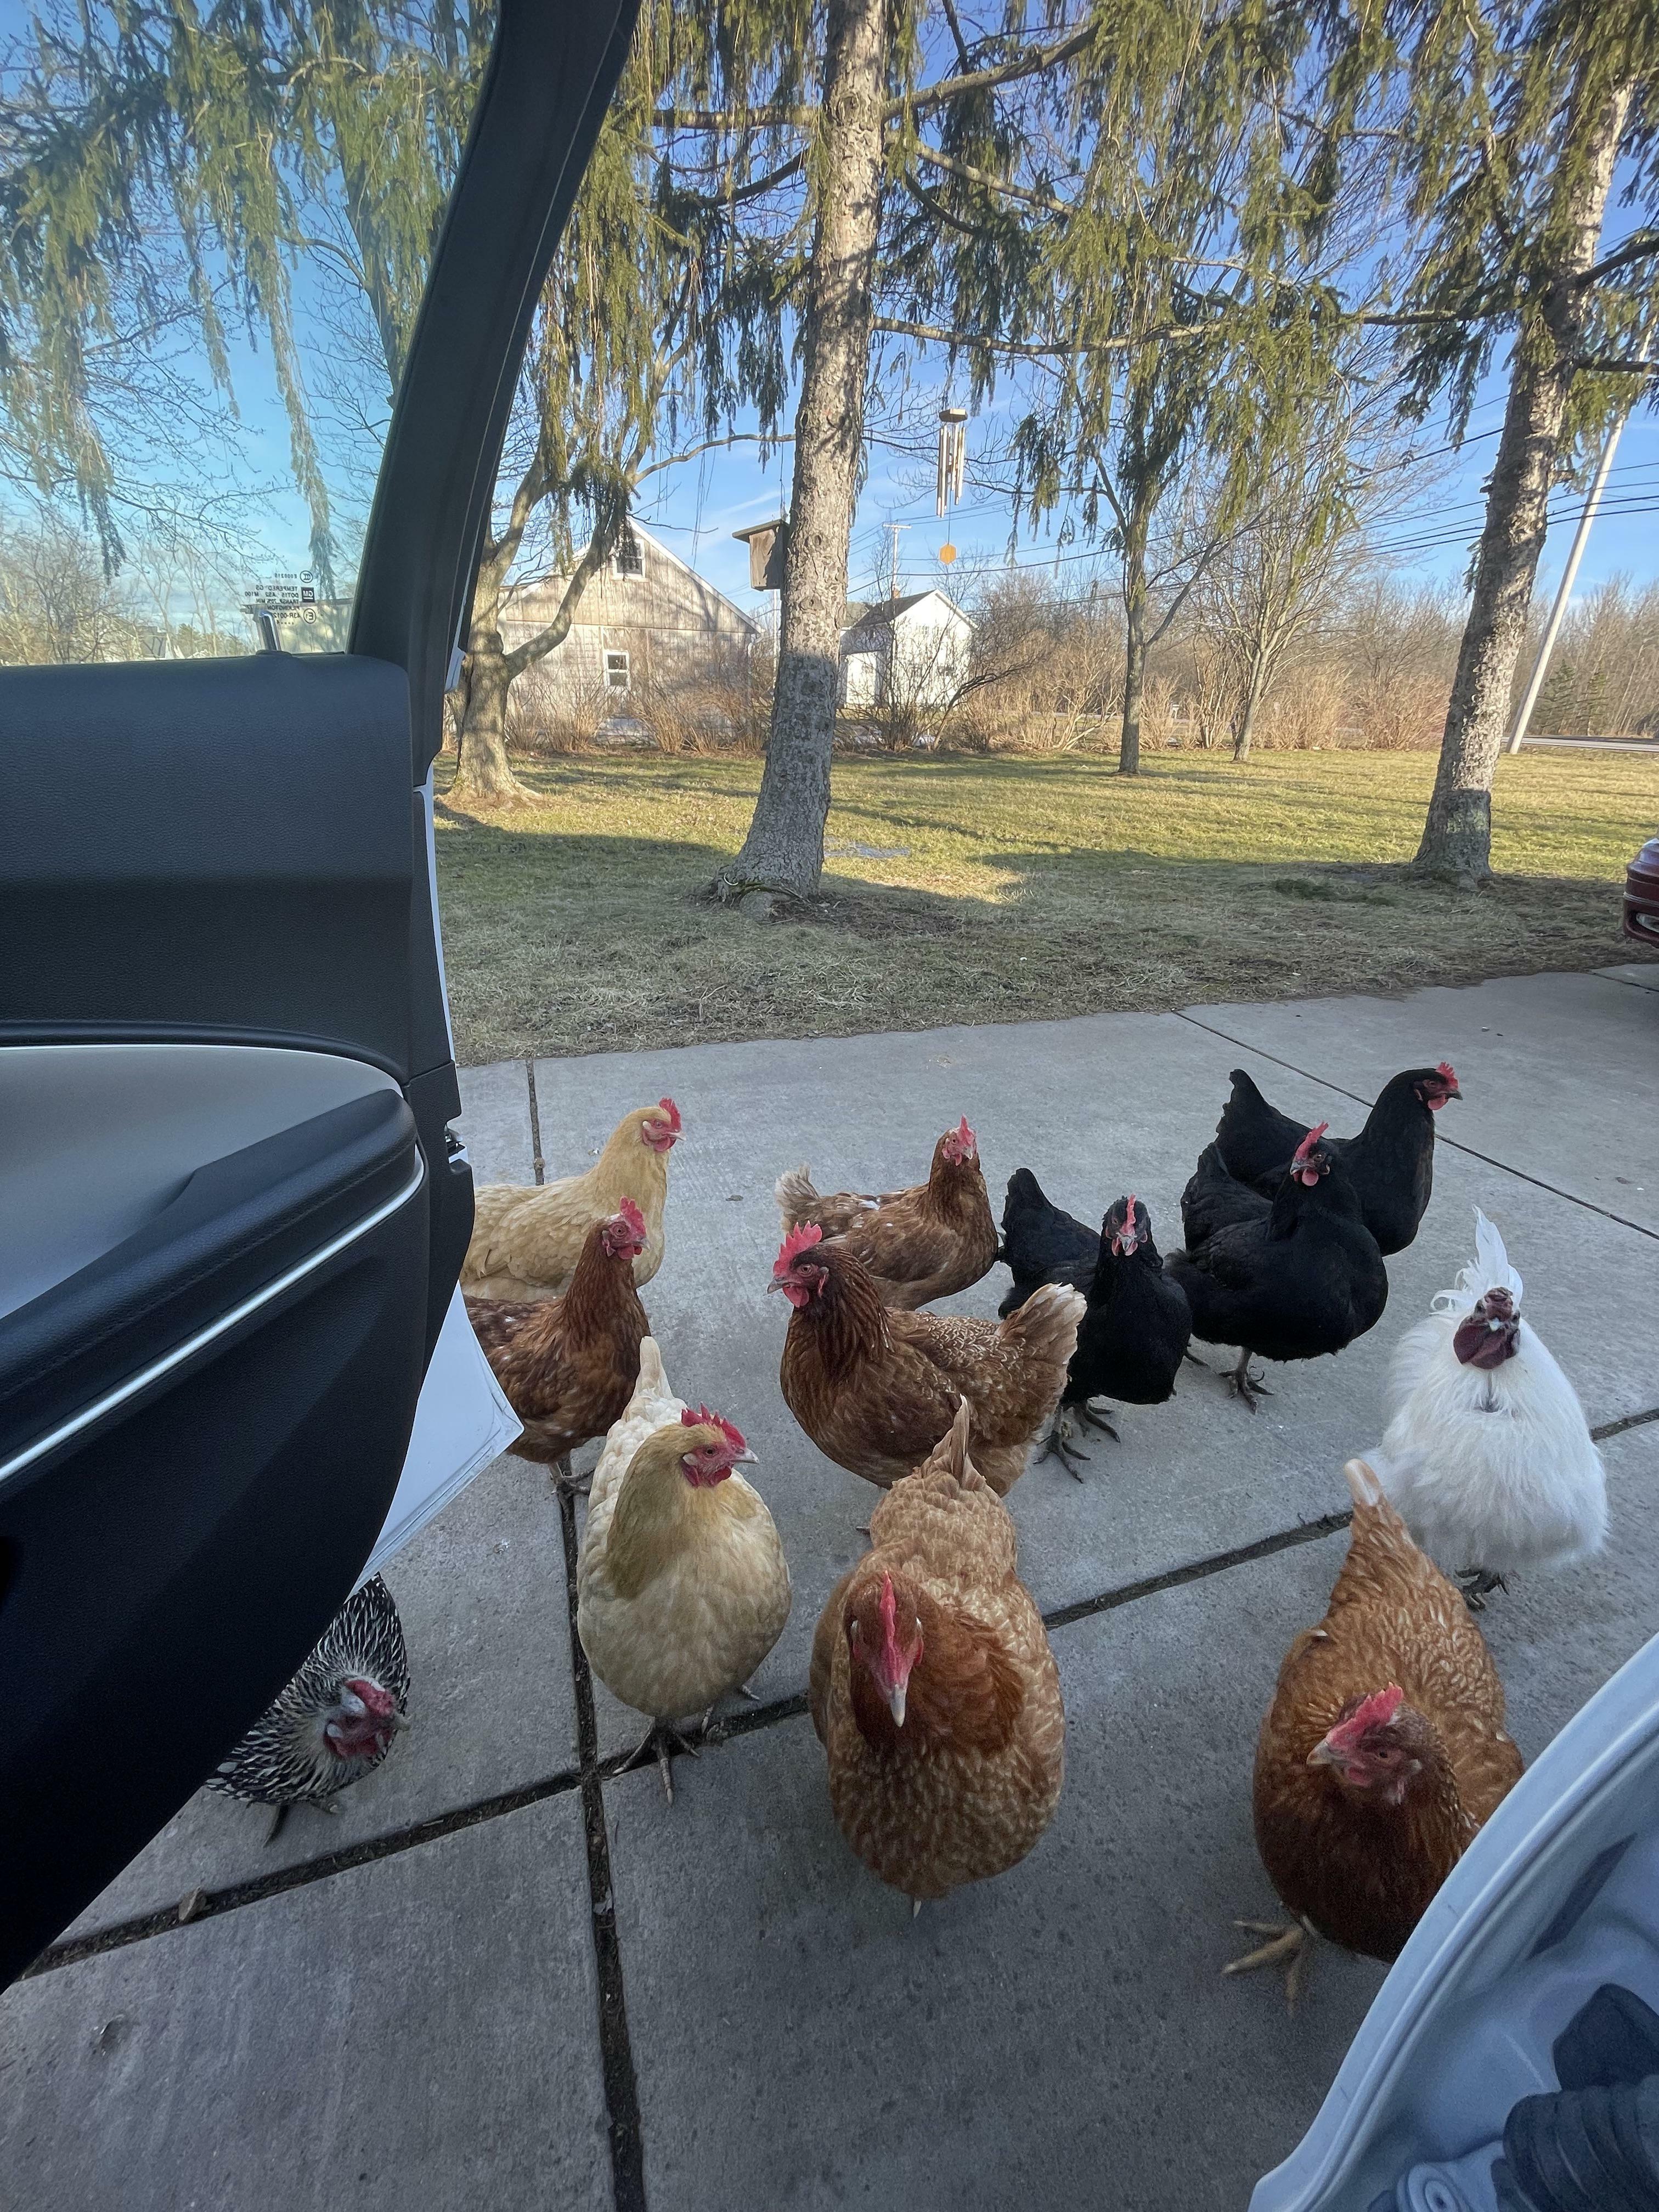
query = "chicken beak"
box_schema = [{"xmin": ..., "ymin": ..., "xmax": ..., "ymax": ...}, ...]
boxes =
[
  {"xmin": 392, "ymin": 1708, "xmax": 413, "ymax": 1732},
  {"xmin": 1307, "ymin": 1739, "xmax": 1339, "ymax": 1769},
  {"xmin": 733, "ymin": 1448, "xmax": 758, "ymax": 1466},
  {"xmin": 887, "ymin": 1681, "xmax": 908, "ymax": 1727}
]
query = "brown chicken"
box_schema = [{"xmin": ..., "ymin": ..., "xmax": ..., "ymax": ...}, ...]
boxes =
[
  {"xmin": 809, "ymin": 1401, "xmax": 1065, "ymax": 1908},
  {"xmin": 465, "ymin": 1200, "xmax": 649, "ymax": 1478},
  {"xmin": 1226, "ymin": 1458, "xmax": 1523, "ymax": 2007},
  {"xmin": 462, "ymin": 1098, "xmax": 681, "ymax": 1300},
  {"xmin": 775, "ymin": 1117, "xmax": 998, "ymax": 1310},
  {"xmin": 772, "ymin": 1223, "xmax": 1083, "ymax": 1497}
]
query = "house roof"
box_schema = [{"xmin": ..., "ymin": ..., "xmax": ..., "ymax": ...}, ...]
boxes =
[
  {"xmin": 842, "ymin": 589, "xmax": 973, "ymax": 633},
  {"xmin": 505, "ymin": 522, "xmax": 759, "ymax": 635}
]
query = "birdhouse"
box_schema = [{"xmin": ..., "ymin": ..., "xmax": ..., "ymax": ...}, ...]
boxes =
[{"xmin": 732, "ymin": 517, "xmax": 789, "ymax": 591}]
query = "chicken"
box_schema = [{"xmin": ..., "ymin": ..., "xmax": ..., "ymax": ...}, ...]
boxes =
[
  {"xmin": 772, "ymin": 1222, "xmax": 1084, "ymax": 1497},
  {"xmin": 462, "ymin": 1098, "xmax": 681, "ymax": 1300},
  {"xmin": 1225, "ymin": 1459, "xmax": 1522, "ymax": 2006},
  {"xmin": 999, "ymin": 1177, "xmax": 1191, "ymax": 1472},
  {"xmin": 210, "ymin": 1575, "xmax": 410, "ymax": 1843},
  {"xmin": 775, "ymin": 1116, "xmax": 998, "ymax": 1310},
  {"xmin": 465, "ymin": 1200, "xmax": 650, "ymax": 1483},
  {"xmin": 577, "ymin": 1339, "xmax": 791, "ymax": 1801},
  {"xmin": 809, "ymin": 1401, "xmax": 1064, "ymax": 1908},
  {"xmin": 1166, "ymin": 1130, "xmax": 1388, "ymax": 1408},
  {"xmin": 1370, "ymin": 1209, "xmax": 1606, "ymax": 1609},
  {"xmin": 1214, "ymin": 1063, "xmax": 1461, "ymax": 1256}
]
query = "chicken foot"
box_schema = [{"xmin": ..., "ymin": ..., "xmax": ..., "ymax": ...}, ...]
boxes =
[
  {"xmin": 1222, "ymin": 1920, "xmax": 1315, "ymax": 2012},
  {"xmin": 1457, "ymin": 1566, "xmax": 1508, "ymax": 1612},
  {"xmin": 1078, "ymin": 1402, "xmax": 1120, "ymax": 1441},
  {"xmin": 1039, "ymin": 1409, "xmax": 1091, "ymax": 1480},
  {"xmin": 617, "ymin": 1720, "xmax": 702, "ymax": 1805},
  {"xmin": 1227, "ymin": 1347, "xmax": 1273, "ymax": 1410},
  {"xmin": 551, "ymin": 1454, "xmax": 592, "ymax": 1499}
]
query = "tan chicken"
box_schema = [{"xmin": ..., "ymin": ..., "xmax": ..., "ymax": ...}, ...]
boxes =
[
  {"xmin": 775, "ymin": 1117, "xmax": 998, "ymax": 1310},
  {"xmin": 465, "ymin": 1200, "xmax": 648, "ymax": 1483},
  {"xmin": 577, "ymin": 1338, "xmax": 791, "ymax": 1801},
  {"xmin": 773, "ymin": 1223, "xmax": 1084, "ymax": 1497},
  {"xmin": 1225, "ymin": 1458, "xmax": 1523, "ymax": 2008},
  {"xmin": 463, "ymin": 1098, "xmax": 681, "ymax": 1300},
  {"xmin": 809, "ymin": 1402, "xmax": 1065, "ymax": 1909}
]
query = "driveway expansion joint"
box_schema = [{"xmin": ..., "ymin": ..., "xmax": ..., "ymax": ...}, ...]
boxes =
[{"xmin": 558, "ymin": 1480, "xmax": 647, "ymax": 2212}]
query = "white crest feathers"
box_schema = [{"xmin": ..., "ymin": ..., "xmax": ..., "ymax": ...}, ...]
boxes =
[{"xmin": 1431, "ymin": 1207, "xmax": 1523, "ymax": 1319}]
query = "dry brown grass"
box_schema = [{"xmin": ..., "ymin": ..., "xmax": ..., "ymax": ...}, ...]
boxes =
[{"xmin": 432, "ymin": 747, "xmax": 1657, "ymax": 1065}]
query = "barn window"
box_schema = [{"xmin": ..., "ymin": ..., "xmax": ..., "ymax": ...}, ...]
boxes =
[
  {"xmin": 613, "ymin": 529, "xmax": 643, "ymax": 579},
  {"xmin": 604, "ymin": 650, "xmax": 631, "ymax": 691}
]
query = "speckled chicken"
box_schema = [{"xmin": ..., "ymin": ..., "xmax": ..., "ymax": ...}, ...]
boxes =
[
  {"xmin": 809, "ymin": 1401, "xmax": 1065, "ymax": 1908},
  {"xmin": 210, "ymin": 1575, "xmax": 410, "ymax": 1842},
  {"xmin": 1225, "ymin": 1459, "xmax": 1522, "ymax": 2007},
  {"xmin": 773, "ymin": 1223, "xmax": 1084, "ymax": 1497},
  {"xmin": 578, "ymin": 1339, "xmax": 791, "ymax": 1800},
  {"xmin": 465, "ymin": 1200, "xmax": 649, "ymax": 1478},
  {"xmin": 463, "ymin": 1098, "xmax": 681, "ymax": 1300},
  {"xmin": 775, "ymin": 1117, "xmax": 998, "ymax": 1310}
]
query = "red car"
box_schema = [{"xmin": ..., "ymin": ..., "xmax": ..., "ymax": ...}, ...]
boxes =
[{"xmin": 1625, "ymin": 837, "xmax": 1659, "ymax": 946}]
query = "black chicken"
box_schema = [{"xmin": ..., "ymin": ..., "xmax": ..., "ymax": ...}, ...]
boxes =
[
  {"xmin": 1000, "ymin": 1173, "xmax": 1192, "ymax": 1472},
  {"xmin": 1166, "ymin": 1127, "xmax": 1389, "ymax": 1408},
  {"xmin": 210, "ymin": 1575, "xmax": 410, "ymax": 1842},
  {"xmin": 1213, "ymin": 1063, "xmax": 1460, "ymax": 1256}
]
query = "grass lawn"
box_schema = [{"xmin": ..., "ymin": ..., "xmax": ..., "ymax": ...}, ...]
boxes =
[{"xmin": 432, "ymin": 746, "xmax": 1657, "ymax": 1066}]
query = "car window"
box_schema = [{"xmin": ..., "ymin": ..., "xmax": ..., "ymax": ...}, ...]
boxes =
[{"xmin": 0, "ymin": 3, "xmax": 494, "ymax": 663}]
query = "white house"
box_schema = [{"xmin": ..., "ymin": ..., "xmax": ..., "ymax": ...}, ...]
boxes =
[
  {"xmin": 500, "ymin": 522, "xmax": 758, "ymax": 709},
  {"xmin": 839, "ymin": 589, "xmax": 974, "ymax": 711}
]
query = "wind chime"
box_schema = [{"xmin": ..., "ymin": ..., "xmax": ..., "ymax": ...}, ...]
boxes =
[{"xmin": 935, "ymin": 407, "xmax": 968, "ymax": 569}]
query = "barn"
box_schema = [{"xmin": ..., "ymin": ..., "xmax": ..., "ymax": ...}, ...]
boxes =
[{"xmin": 500, "ymin": 522, "xmax": 758, "ymax": 731}]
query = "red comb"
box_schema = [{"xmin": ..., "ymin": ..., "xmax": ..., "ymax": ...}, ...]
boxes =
[
  {"xmin": 957, "ymin": 1115, "xmax": 973, "ymax": 1145},
  {"xmin": 1436, "ymin": 1062, "xmax": 1457, "ymax": 1087},
  {"xmin": 1124, "ymin": 1193, "xmax": 1138, "ymax": 1217},
  {"xmin": 1325, "ymin": 1684, "xmax": 1403, "ymax": 1751},
  {"xmin": 656, "ymin": 1097, "xmax": 681, "ymax": 1132},
  {"xmin": 681, "ymin": 1404, "xmax": 747, "ymax": 1454},
  {"xmin": 774, "ymin": 1222, "xmax": 823, "ymax": 1275},
  {"xmin": 878, "ymin": 1572, "xmax": 901, "ymax": 1660},
  {"xmin": 1291, "ymin": 1122, "xmax": 1329, "ymax": 1166},
  {"xmin": 614, "ymin": 1197, "xmax": 646, "ymax": 1237}
]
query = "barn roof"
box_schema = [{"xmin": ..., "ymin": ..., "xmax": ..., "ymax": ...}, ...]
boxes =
[{"xmin": 842, "ymin": 589, "xmax": 973, "ymax": 633}]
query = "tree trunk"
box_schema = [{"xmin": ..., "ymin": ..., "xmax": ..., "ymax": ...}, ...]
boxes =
[
  {"xmin": 450, "ymin": 627, "xmax": 531, "ymax": 808},
  {"xmin": 1232, "ymin": 659, "xmax": 1267, "ymax": 761},
  {"xmin": 1119, "ymin": 606, "xmax": 1146, "ymax": 775},
  {"xmin": 1413, "ymin": 77, "xmax": 1630, "ymax": 885},
  {"xmin": 713, "ymin": 0, "xmax": 889, "ymax": 907},
  {"xmin": 1119, "ymin": 526, "xmax": 1150, "ymax": 776}
]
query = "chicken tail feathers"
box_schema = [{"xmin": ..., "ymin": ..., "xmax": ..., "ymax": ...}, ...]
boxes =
[
  {"xmin": 775, "ymin": 1164, "xmax": 821, "ymax": 1228},
  {"xmin": 628, "ymin": 1336, "xmax": 669, "ymax": 1410},
  {"xmin": 998, "ymin": 1281, "xmax": 1086, "ymax": 1364},
  {"xmin": 1343, "ymin": 1456, "xmax": 1386, "ymax": 1513},
  {"xmin": 1429, "ymin": 1206, "xmax": 1524, "ymax": 1319}
]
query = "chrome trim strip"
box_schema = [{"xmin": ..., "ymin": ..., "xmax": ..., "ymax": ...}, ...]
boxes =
[{"xmin": 0, "ymin": 1158, "xmax": 426, "ymax": 1490}]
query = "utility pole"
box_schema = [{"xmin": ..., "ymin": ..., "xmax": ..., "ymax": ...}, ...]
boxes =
[
  {"xmin": 884, "ymin": 521, "xmax": 910, "ymax": 599},
  {"xmin": 1505, "ymin": 413, "xmax": 1624, "ymax": 754}
]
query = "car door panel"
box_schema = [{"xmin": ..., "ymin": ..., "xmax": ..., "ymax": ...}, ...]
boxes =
[{"xmin": 0, "ymin": 0, "xmax": 639, "ymax": 1979}]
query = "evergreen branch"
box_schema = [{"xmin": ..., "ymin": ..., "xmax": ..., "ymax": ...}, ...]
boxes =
[
  {"xmin": 871, "ymin": 314, "xmax": 1211, "ymax": 356},
  {"xmin": 634, "ymin": 430, "xmax": 794, "ymax": 481},
  {"xmin": 1567, "ymin": 353, "xmax": 1657, "ymax": 374},
  {"xmin": 912, "ymin": 145, "xmax": 1073, "ymax": 217},
  {"xmin": 1570, "ymin": 230, "xmax": 1659, "ymax": 288},
  {"xmin": 902, "ymin": 174, "xmax": 1004, "ymax": 241},
  {"xmin": 653, "ymin": 22, "xmax": 1093, "ymax": 134}
]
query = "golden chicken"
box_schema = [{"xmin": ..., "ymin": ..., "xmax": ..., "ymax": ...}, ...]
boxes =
[
  {"xmin": 577, "ymin": 1339, "xmax": 791, "ymax": 1801},
  {"xmin": 773, "ymin": 1223, "xmax": 1084, "ymax": 1496},
  {"xmin": 809, "ymin": 1402, "xmax": 1065, "ymax": 1908},
  {"xmin": 463, "ymin": 1098, "xmax": 681, "ymax": 1301},
  {"xmin": 775, "ymin": 1116, "xmax": 998, "ymax": 1309},
  {"xmin": 1226, "ymin": 1458, "xmax": 1523, "ymax": 2008}
]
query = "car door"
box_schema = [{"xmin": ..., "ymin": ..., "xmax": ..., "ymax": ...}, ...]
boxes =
[{"xmin": 0, "ymin": 0, "xmax": 637, "ymax": 1983}]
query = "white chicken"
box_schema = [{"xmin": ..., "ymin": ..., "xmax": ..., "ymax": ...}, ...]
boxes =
[
  {"xmin": 1370, "ymin": 1209, "xmax": 1606, "ymax": 1606},
  {"xmin": 577, "ymin": 1338, "xmax": 792, "ymax": 1799}
]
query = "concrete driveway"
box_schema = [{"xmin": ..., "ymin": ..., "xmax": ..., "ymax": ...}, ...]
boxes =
[{"xmin": 4, "ymin": 962, "xmax": 1656, "ymax": 2211}]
